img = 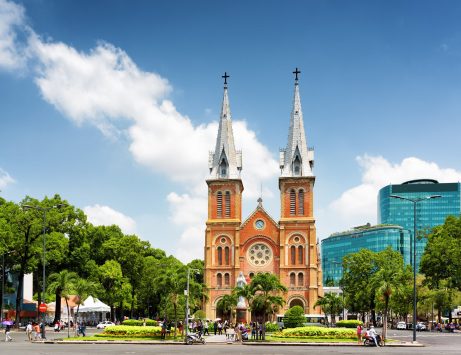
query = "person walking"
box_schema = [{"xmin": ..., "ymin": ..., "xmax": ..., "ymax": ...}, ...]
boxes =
[
  {"xmin": 356, "ymin": 324, "xmax": 363, "ymax": 345},
  {"xmin": 213, "ymin": 321, "xmax": 218, "ymax": 335},
  {"xmin": 26, "ymin": 322, "xmax": 33, "ymax": 341},
  {"xmin": 203, "ymin": 320, "xmax": 209, "ymax": 336},
  {"xmin": 5, "ymin": 325, "xmax": 13, "ymax": 342},
  {"xmin": 33, "ymin": 322, "xmax": 41, "ymax": 340}
]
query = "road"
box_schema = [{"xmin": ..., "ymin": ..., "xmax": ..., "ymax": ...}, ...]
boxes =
[{"xmin": 0, "ymin": 328, "xmax": 460, "ymax": 354}]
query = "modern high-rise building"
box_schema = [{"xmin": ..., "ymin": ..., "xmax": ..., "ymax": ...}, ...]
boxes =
[
  {"xmin": 321, "ymin": 179, "xmax": 461, "ymax": 285},
  {"xmin": 378, "ymin": 179, "xmax": 461, "ymax": 269},
  {"xmin": 322, "ymin": 224, "xmax": 410, "ymax": 285}
]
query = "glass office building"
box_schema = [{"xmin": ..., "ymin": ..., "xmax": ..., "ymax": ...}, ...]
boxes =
[
  {"xmin": 378, "ymin": 179, "xmax": 461, "ymax": 270},
  {"xmin": 321, "ymin": 224, "xmax": 411, "ymax": 285}
]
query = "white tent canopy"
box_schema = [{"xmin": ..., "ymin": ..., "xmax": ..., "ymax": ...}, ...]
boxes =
[{"xmin": 74, "ymin": 296, "xmax": 110, "ymax": 313}]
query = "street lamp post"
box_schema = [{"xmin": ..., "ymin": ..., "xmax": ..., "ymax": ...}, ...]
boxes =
[
  {"xmin": 184, "ymin": 267, "xmax": 200, "ymax": 343},
  {"xmin": 23, "ymin": 203, "xmax": 66, "ymax": 339},
  {"xmin": 389, "ymin": 194, "xmax": 441, "ymax": 343},
  {"xmin": 1, "ymin": 239, "xmax": 8, "ymax": 326}
]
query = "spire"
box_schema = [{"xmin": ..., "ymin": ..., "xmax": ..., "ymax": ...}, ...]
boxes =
[
  {"xmin": 209, "ymin": 73, "xmax": 242, "ymax": 179},
  {"xmin": 279, "ymin": 68, "xmax": 314, "ymax": 177}
]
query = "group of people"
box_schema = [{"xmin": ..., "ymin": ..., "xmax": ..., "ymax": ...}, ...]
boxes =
[{"xmin": 23, "ymin": 322, "xmax": 46, "ymax": 341}]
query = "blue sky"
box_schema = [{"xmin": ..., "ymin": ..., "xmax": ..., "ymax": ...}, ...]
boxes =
[{"xmin": 1, "ymin": 0, "xmax": 461, "ymax": 262}]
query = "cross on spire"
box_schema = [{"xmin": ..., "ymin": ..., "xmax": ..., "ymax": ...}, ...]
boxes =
[
  {"xmin": 222, "ymin": 72, "xmax": 230, "ymax": 86},
  {"xmin": 293, "ymin": 67, "xmax": 301, "ymax": 82}
]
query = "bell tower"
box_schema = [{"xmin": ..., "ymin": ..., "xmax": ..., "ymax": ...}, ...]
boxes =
[
  {"xmin": 204, "ymin": 73, "xmax": 243, "ymax": 318},
  {"xmin": 278, "ymin": 68, "xmax": 323, "ymax": 313}
]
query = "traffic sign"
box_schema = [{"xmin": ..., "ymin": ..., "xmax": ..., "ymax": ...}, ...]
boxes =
[{"xmin": 39, "ymin": 303, "xmax": 47, "ymax": 313}]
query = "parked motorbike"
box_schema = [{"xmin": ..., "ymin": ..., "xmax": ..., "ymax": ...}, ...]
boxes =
[
  {"xmin": 186, "ymin": 332, "xmax": 206, "ymax": 345},
  {"xmin": 363, "ymin": 334, "xmax": 384, "ymax": 347}
]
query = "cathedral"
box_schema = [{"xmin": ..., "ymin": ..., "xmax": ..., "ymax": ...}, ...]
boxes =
[{"xmin": 203, "ymin": 70, "xmax": 323, "ymax": 320}]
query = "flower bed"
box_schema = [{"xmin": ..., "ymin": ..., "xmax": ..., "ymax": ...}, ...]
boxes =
[
  {"xmin": 100, "ymin": 325, "xmax": 162, "ymax": 337},
  {"xmin": 275, "ymin": 326, "xmax": 356, "ymax": 339}
]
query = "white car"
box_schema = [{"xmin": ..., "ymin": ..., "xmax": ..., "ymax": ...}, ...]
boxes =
[
  {"xmin": 396, "ymin": 321, "xmax": 406, "ymax": 330},
  {"xmin": 96, "ymin": 321, "xmax": 115, "ymax": 329}
]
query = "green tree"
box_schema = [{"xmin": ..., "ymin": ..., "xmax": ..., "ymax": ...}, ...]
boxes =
[
  {"xmin": 284, "ymin": 305, "xmax": 305, "ymax": 328},
  {"xmin": 73, "ymin": 278, "xmax": 98, "ymax": 336},
  {"xmin": 314, "ymin": 292, "xmax": 343, "ymax": 327},
  {"xmin": 98, "ymin": 260, "xmax": 129, "ymax": 321},
  {"xmin": 235, "ymin": 273, "xmax": 286, "ymax": 339},
  {"xmin": 47, "ymin": 270, "xmax": 78, "ymax": 338},
  {"xmin": 340, "ymin": 249, "xmax": 377, "ymax": 324},
  {"xmin": 216, "ymin": 294, "xmax": 237, "ymax": 324}
]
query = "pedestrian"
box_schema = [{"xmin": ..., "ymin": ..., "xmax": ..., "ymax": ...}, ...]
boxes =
[
  {"xmin": 34, "ymin": 322, "xmax": 41, "ymax": 340},
  {"xmin": 258, "ymin": 322, "xmax": 263, "ymax": 340},
  {"xmin": 217, "ymin": 321, "xmax": 222, "ymax": 335},
  {"xmin": 26, "ymin": 322, "xmax": 33, "ymax": 341},
  {"xmin": 40, "ymin": 321, "xmax": 46, "ymax": 340},
  {"xmin": 357, "ymin": 323, "xmax": 363, "ymax": 345},
  {"xmin": 79, "ymin": 323, "xmax": 86, "ymax": 337},
  {"xmin": 213, "ymin": 321, "xmax": 218, "ymax": 335},
  {"xmin": 5, "ymin": 324, "xmax": 13, "ymax": 342},
  {"xmin": 203, "ymin": 320, "xmax": 209, "ymax": 336}
]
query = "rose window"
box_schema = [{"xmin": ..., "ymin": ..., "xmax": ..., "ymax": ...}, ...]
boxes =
[{"xmin": 247, "ymin": 243, "xmax": 272, "ymax": 267}]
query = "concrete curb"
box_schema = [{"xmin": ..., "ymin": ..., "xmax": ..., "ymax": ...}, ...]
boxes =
[{"xmin": 32, "ymin": 340, "xmax": 425, "ymax": 347}]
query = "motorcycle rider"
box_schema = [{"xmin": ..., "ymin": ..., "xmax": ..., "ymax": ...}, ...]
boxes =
[{"xmin": 368, "ymin": 326, "xmax": 378, "ymax": 346}]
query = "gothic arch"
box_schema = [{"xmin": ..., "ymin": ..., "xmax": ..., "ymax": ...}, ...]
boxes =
[{"xmin": 286, "ymin": 295, "xmax": 307, "ymax": 311}]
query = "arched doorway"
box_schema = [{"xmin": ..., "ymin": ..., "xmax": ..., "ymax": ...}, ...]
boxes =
[{"xmin": 289, "ymin": 298, "xmax": 304, "ymax": 309}]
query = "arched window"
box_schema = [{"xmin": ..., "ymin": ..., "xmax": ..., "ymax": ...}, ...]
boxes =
[
  {"xmin": 217, "ymin": 273, "xmax": 222, "ymax": 287},
  {"xmin": 224, "ymin": 273, "xmax": 230, "ymax": 286},
  {"xmin": 225, "ymin": 191, "xmax": 231, "ymax": 217},
  {"xmin": 249, "ymin": 272, "xmax": 255, "ymax": 279},
  {"xmin": 219, "ymin": 158, "xmax": 227, "ymax": 178},
  {"xmin": 217, "ymin": 246, "xmax": 222, "ymax": 265},
  {"xmin": 290, "ymin": 272, "xmax": 296, "ymax": 287},
  {"xmin": 298, "ymin": 246, "xmax": 304, "ymax": 264},
  {"xmin": 298, "ymin": 189, "xmax": 304, "ymax": 215},
  {"xmin": 293, "ymin": 155, "xmax": 301, "ymax": 176},
  {"xmin": 217, "ymin": 191, "xmax": 223, "ymax": 218},
  {"xmin": 290, "ymin": 189, "xmax": 296, "ymax": 216},
  {"xmin": 290, "ymin": 245, "xmax": 296, "ymax": 265},
  {"xmin": 298, "ymin": 273, "xmax": 304, "ymax": 287},
  {"xmin": 224, "ymin": 246, "xmax": 230, "ymax": 265}
]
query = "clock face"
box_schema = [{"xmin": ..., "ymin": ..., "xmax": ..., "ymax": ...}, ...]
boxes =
[{"xmin": 255, "ymin": 219, "xmax": 265, "ymax": 230}]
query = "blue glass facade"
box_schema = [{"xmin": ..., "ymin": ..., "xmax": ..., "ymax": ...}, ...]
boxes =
[
  {"xmin": 378, "ymin": 180, "xmax": 461, "ymax": 270},
  {"xmin": 321, "ymin": 225, "xmax": 411, "ymax": 285}
]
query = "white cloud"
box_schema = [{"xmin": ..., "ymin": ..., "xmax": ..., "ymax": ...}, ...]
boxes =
[
  {"xmin": 83, "ymin": 204, "xmax": 137, "ymax": 235},
  {"xmin": 0, "ymin": 0, "xmax": 27, "ymax": 71},
  {"xmin": 2, "ymin": 2, "xmax": 280, "ymax": 262},
  {"xmin": 328, "ymin": 155, "xmax": 461, "ymax": 232},
  {"xmin": 0, "ymin": 168, "xmax": 15, "ymax": 189}
]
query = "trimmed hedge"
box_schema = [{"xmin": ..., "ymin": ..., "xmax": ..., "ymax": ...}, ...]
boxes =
[
  {"xmin": 102, "ymin": 325, "xmax": 162, "ymax": 337},
  {"xmin": 276, "ymin": 326, "xmax": 356, "ymax": 339},
  {"xmin": 265, "ymin": 322, "xmax": 280, "ymax": 332},
  {"xmin": 121, "ymin": 319, "xmax": 158, "ymax": 326},
  {"xmin": 336, "ymin": 320, "xmax": 362, "ymax": 328}
]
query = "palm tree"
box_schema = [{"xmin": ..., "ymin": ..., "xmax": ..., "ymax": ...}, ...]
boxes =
[
  {"xmin": 216, "ymin": 294, "xmax": 237, "ymax": 324},
  {"xmin": 47, "ymin": 270, "xmax": 78, "ymax": 338},
  {"xmin": 73, "ymin": 278, "xmax": 98, "ymax": 336},
  {"xmin": 235, "ymin": 273, "xmax": 287, "ymax": 340},
  {"xmin": 314, "ymin": 292, "xmax": 343, "ymax": 326}
]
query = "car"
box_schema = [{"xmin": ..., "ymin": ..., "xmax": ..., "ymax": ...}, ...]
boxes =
[
  {"xmin": 416, "ymin": 322, "xmax": 427, "ymax": 331},
  {"xmin": 396, "ymin": 321, "xmax": 406, "ymax": 330},
  {"xmin": 96, "ymin": 321, "xmax": 115, "ymax": 329}
]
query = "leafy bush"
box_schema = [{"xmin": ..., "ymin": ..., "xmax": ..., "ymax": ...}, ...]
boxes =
[
  {"xmin": 194, "ymin": 310, "xmax": 206, "ymax": 320},
  {"xmin": 284, "ymin": 305, "xmax": 305, "ymax": 328},
  {"xmin": 265, "ymin": 322, "xmax": 280, "ymax": 332},
  {"xmin": 102, "ymin": 325, "xmax": 162, "ymax": 337},
  {"xmin": 276, "ymin": 326, "xmax": 356, "ymax": 339},
  {"xmin": 336, "ymin": 320, "xmax": 362, "ymax": 328},
  {"xmin": 122, "ymin": 319, "xmax": 158, "ymax": 326}
]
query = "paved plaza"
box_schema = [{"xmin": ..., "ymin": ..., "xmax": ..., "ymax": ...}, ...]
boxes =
[{"xmin": 1, "ymin": 328, "xmax": 461, "ymax": 354}]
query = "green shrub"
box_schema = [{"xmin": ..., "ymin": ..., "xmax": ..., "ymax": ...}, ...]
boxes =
[
  {"xmin": 284, "ymin": 305, "xmax": 305, "ymax": 328},
  {"xmin": 102, "ymin": 325, "xmax": 162, "ymax": 337},
  {"xmin": 121, "ymin": 319, "xmax": 158, "ymax": 326},
  {"xmin": 276, "ymin": 326, "xmax": 356, "ymax": 339},
  {"xmin": 194, "ymin": 310, "xmax": 206, "ymax": 320},
  {"xmin": 265, "ymin": 322, "xmax": 280, "ymax": 332},
  {"xmin": 336, "ymin": 320, "xmax": 362, "ymax": 328}
]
